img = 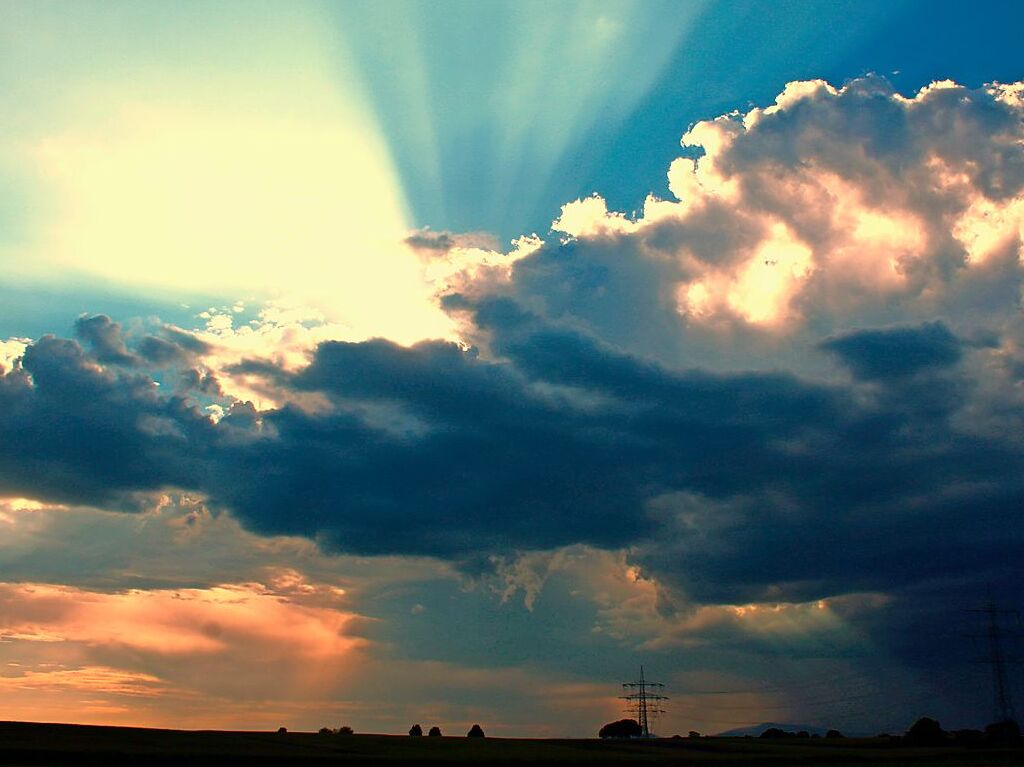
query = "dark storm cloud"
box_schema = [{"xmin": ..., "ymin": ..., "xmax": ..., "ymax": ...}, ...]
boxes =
[
  {"xmin": 0, "ymin": 335, "xmax": 212, "ymax": 507},
  {"xmin": 4, "ymin": 298, "xmax": 1022, "ymax": 616},
  {"xmin": 137, "ymin": 327, "xmax": 211, "ymax": 366},
  {"xmin": 137, "ymin": 335, "xmax": 182, "ymax": 365},
  {"xmin": 820, "ymin": 322, "xmax": 963, "ymax": 380},
  {"xmin": 72, "ymin": 313, "xmax": 213, "ymax": 369},
  {"xmin": 0, "ymin": 305, "xmax": 841, "ymax": 559},
  {"xmin": 74, "ymin": 313, "xmax": 137, "ymax": 366},
  {"xmin": 218, "ymin": 333, "xmax": 655, "ymax": 553},
  {"xmin": 468, "ymin": 302, "xmax": 1021, "ymax": 604},
  {"xmin": 210, "ymin": 312, "xmax": 851, "ymax": 557}
]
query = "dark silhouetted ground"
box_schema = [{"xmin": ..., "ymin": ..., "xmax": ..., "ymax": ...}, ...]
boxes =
[{"xmin": 1, "ymin": 721, "xmax": 1022, "ymax": 766}]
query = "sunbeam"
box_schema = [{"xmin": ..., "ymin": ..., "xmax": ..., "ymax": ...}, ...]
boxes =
[
  {"xmin": 2, "ymin": 0, "xmax": 1024, "ymax": 743},
  {"xmin": 3, "ymin": 0, "xmax": 451, "ymax": 343},
  {"xmin": 331, "ymin": 0, "xmax": 702, "ymax": 239}
]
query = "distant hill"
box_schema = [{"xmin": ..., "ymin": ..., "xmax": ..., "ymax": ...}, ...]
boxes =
[{"xmin": 715, "ymin": 722, "xmax": 832, "ymax": 737}]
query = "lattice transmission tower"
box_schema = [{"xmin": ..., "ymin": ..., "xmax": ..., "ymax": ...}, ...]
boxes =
[
  {"xmin": 967, "ymin": 595, "xmax": 1020, "ymax": 725},
  {"xmin": 621, "ymin": 666, "xmax": 668, "ymax": 737}
]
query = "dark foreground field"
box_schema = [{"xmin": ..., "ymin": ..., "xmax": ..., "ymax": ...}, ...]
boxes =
[{"xmin": 1, "ymin": 722, "xmax": 1022, "ymax": 766}]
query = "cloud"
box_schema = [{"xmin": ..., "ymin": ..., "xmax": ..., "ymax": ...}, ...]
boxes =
[
  {"xmin": 137, "ymin": 325, "xmax": 213, "ymax": 367},
  {"xmin": 0, "ymin": 577, "xmax": 371, "ymax": 730},
  {"xmin": 4, "ymin": 295, "xmax": 1020, "ymax": 608},
  {"xmin": 73, "ymin": 314, "xmax": 137, "ymax": 366},
  {"xmin": 820, "ymin": 322, "xmax": 963, "ymax": 381},
  {"xmin": 491, "ymin": 76, "xmax": 1024, "ymax": 379},
  {"xmin": 0, "ymin": 581, "xmax": 361, "ymax": 657},
  {"xmin": 1, "ymin": 79, "xmax": 1023, "ymax": 727},
  {"xmin": 404, "ymin": 228, "xmax": 499, "ymax": 254},
  {"xmin": 0, "ymin": 494, "xmax": 454, "ymax": 610},
  {"xmin": 0, "ymin": 338, "xmax": 29, "ymax": 374},
  {"xmin": 0, "ymin": 494, "xmax": 969, "ymax": 735},
  {"xmin": 0, "ymin": 334, "xmax": 214, "ymax": 508}
]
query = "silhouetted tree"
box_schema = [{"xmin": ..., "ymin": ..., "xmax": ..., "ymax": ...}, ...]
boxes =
[
  {"xmin": 905, "ymin": 717, "xmax": 945, "ymax": 745},
  {"xmin": 409, "ymin": 724, "xmax": 423, "ymax": 736},
  {"xmin": 599, "ymin": 719, "xmax": 642, "ymax": 738},
  {"xmin": 688, "ymin": 730, "xmax": 701, "ymax": 738},
  {"xmin": 825, "ymin": 729, "xmax": 844, "ymax": 739},
  {"xmin": 467, "ymin": 724, "xmax": 485, "ymax": 738},
  {"xmin": 760, "ymin": 728, "xmax": 791, "ymax": 739},
  {"xmin": 337, "ymin": 726, "xmax": 354, "ymax": 736},
  {"xmin": 318, "ymin": 727, "xmax": 332, "ymax": 735},
  {"xmin": 277, "ymin": 727, "xmax": 287, "ymax": 734},
  {"xmin": 985, "ymin": 719, "xmax": 1021, "ymax": 744},
  {"xmin": 428, "ymin": 726, "xmax": 442, "ymax": 737}
]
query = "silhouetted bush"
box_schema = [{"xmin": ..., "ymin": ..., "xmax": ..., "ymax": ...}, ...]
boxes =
[
  {"xmin": 985, "ymin": 719, "xmax": 1021, "ymax": 744},
  {"xmin": 599, "ymin": 719, "xmax": 642, "ymax": 738},
  {"xmin": 825, "ymin": 729, "xmax": 844, "ymax": 739},
  {"xmin": 409, "ymin": 724, "xmax": 422, "ymax": 736},
  {"xmin": 337, "ymin": 726, "xmax": 354, "ymax": 736},
  {"xmin": 467, "ymin": 724, "xmax": 485, "ymax": 738},
  {"xmin": 688, "ymin": 730, "xmax": 701, "ymax": 738},
  {"xmin": 428, "ymin": 726, "xmax": 442, "ymax": 737},
  {"xmin": 318, "ymin": 727, "xmax": 333, "ymax": 736},
  {"xmin": 760, "ymin": 728, "xmax": 790, "ymax": 739},
  {"xmin": 277, "ymin": 727, "xmax": 287, "ymax": 734},
  {"xmin": 905, "ymin": 717, "xmax": 946, "ymax": 745}
]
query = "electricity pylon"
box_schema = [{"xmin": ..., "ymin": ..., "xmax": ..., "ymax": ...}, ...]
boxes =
[
  {"xmin": 968, "ymin": 595, "xmax": 1020, "ymax": 725},
  {"xmin": 622, "ymin": 666, "xmax": 668, "ymax": 737}
]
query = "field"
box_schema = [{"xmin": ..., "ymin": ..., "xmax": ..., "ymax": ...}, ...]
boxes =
[{"xmin": 1, "ymin": 722, "xmax": 1022, "ymax": 766}]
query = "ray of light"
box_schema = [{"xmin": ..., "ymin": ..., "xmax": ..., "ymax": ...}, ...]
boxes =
[
  {"xmin": 330, "ymin": 0, "xmax": 704, "ymax": 239},
  {"xmin": 0, "ymin": 0, "xmax": 452, "ymax": 344}
]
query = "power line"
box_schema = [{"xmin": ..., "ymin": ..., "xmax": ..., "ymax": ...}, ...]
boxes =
[
  {"xmin": 669, "ymin": 665, "xmax": 980, "ymax": 733},
  {"xmin": 679, "ymin": 668, "xmax": 872, "ymax": 697},
  {"xmin": 670, "ymin": 674, "xmax": 974, "ymax": 715}
]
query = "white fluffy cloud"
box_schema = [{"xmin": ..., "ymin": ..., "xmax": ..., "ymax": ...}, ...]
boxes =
[{"xmin": 455, "ymin": 76, "xmax": 1024, "ymax": 380}]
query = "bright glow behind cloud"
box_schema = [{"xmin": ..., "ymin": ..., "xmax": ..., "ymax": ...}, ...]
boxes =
[
  {"xmin": 3, "ymin": 1, "xmax": 452, "ymax": 344},
  {"xmin": 31, "ymin": 105, "xmax": 451, "ymax": 342}
]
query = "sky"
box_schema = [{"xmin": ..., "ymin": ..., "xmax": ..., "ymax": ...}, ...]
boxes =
[{"xmin": 1, "ymin": 0, "xmax": 1023, "ymax": 738}]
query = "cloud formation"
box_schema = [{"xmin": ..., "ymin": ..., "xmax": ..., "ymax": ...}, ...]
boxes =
[
  {"xmin": 2, "ymin": 77, "xmax": 1023, "ymax": 678},
  {"xmin": 820, "ymin": 322, "xmax": 964, "ymax": 381},
  {"xmin": 470, "ymin": 77, "xmax": 1024, "ymax": 376}
]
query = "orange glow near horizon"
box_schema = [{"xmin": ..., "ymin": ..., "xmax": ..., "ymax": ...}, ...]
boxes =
[{"xmin": 0, "ymin": 581, "xmax": 367, "ymax": 729}]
